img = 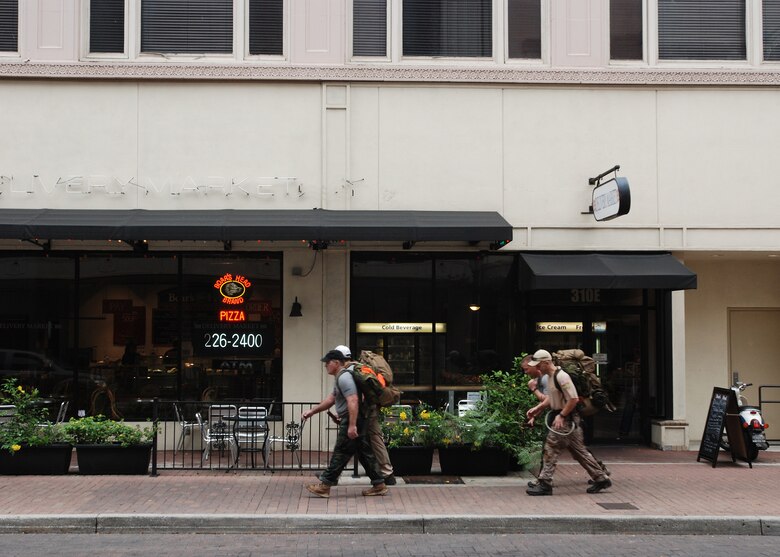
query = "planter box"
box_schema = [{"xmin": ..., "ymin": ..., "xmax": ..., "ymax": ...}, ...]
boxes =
[
  {"xmin": 0, "ymin": 444, "xmax": 73, "ymax": 475},
  {"xmin": 75, "ymin": 444, "xmax": 151, "ymax": 475},
  {"xmin": 438, "ymin": 445, "xmax": 510, "ymax": 476},
  {"xmin": 388, "ymin": 446, "xmax": 434, "ymax": 475}
]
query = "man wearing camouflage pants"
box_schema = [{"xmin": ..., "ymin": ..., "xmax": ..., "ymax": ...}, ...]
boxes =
[
  {"xmin": 302, "ymin": 347, "xmax": 388, "ymax": 498},
  {"xmin": 525, "ymin": 349, "xmax": 612, "ymax": 496}
]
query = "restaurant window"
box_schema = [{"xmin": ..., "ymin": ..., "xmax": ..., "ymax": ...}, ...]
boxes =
[
  {"xmin": 507, "ymin": 0, "xmax": 541, "ymax": 59},
  {"xmin": 658, "ymin": 0, "xmax": 745, "ymax": 60},
  {"xmin": 764, "ymin": 0, "xmax": 780, "ymax": 61},
  {"xmin": 610, "ymin": 0, "xmax": 643, "ymax": 60},
  {"xmin": 0, "ymin": 0, "xmax": 18, "ymax": 52},
  {"xmin": 0, "ymin": 256, "xmax": 76, "ymax": 415},
  {"xmin": 353, "ymin": 0, "xmax": 388, "ymax": 57},
  {"xmin": 403, "ymin": 0, "xmax": 492, "ymax": 58},
  {"xmin": 141, "ymin": 0, "xmax": 234, "ymax": 54},
  {"xmin": 79, "ymin": 255, "xmax": 179, "ymax": 419},
  {"xmin": 89, "ymin": 0, "xmax": 125, "ymax": 54},
  {"xmin": 181, "ymin": 256, "xmax": 282, "ymax": 405}
]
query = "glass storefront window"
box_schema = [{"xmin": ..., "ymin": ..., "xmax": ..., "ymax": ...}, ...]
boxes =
[
  {"xmin": 182, "ymin": 256, "xmax": 282, "ymax": 405},
  {"xmin": 0, "ymin": 256, "xmax": 76, "ymax": 418},
  {"xmin": 351, "ymin": 253, "xmax": 516, "ymax": 406},
  {"xmin": 79, "ymin": 255, "xmax": 179, "ymax": 419}
]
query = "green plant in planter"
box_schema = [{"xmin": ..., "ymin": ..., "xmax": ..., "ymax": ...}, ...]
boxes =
[
  {"xmin": 440, "ymin": 369, "xmax": 543, "ymax": 468},
  {"xmin": 381, "ymin": 405, "xmax": 445, "ymax": 448},
  {"xmin": 64, "ymin": 415, "xmax": 154, "ymax": 447},
  {"xmin": 0, "ymin": 378, "xmax": 72, "ymax": 455}
]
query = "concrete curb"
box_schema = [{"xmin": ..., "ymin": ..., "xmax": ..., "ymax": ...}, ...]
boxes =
[{"xmin": 0, "ymin": 514, "xmax": 778, "ymax": 535}]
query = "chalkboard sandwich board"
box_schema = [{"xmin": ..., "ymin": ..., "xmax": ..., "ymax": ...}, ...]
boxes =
[{"xmin": 697, "ymin": 387, "xmax": 737, "ymax": 468}]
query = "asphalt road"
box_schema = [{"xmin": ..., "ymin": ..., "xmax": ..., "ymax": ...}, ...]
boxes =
[{"xmin": 2, "ymin": 533, "xmax": 777, "ymax": 557}]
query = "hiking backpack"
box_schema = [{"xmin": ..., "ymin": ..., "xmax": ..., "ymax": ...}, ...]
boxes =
[
  {"xmin": 342, "ymin": 360, "xmax": 401, "ymax": 409},
  {"xmin": 358, "ymin": 350, "xmax": 394, "ymax": 385},
  {"xmin": 552, "ymin": 349, "xmax": 616, "ymax": 416}
]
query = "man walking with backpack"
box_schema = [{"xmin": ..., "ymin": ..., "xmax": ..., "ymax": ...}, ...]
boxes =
[
  {"xmin": 338, "ymin": 346, "xmax": 397, "ymax": 486},
  {"xmin": 302, "ymin": 347, "xmax": 388, "ymax": 498},
  {"xmin": 525, "ymin": 349, "xmax": 612, "ymax": 496}
]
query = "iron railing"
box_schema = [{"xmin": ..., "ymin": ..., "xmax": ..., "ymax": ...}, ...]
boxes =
[
  {"xmin": 149, "ymin": 400, "xmax": 339, "ymax": 473},
  {"xmin": 759, "ymin": 385, "xmax": 780, "ymax": 443}
]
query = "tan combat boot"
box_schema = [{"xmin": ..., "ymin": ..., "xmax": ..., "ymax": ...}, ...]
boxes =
[
  {"xmin": 361, "ymin": 483, "xmax": 388, "ymax": 497},
  {"xmin": 306, "ymin": 483, "xmax": 331, "ymax": 498}
]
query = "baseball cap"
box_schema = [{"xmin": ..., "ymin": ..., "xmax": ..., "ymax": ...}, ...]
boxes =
[
  {"xmin": 527, "ymin": 349, "xmax": 552, "ymax": 367},
  {"xmin": 334, "ymin": 345, "xmax": 352, "ymax": 359},
  {"xmin": 321, "ymin": 349, "xmax": 347, "ymax": 363}
]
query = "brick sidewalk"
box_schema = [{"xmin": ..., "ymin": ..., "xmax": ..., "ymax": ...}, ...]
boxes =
[{"xmin": 1, "ymin": 448, "xmax": 778, "ymax": 520}]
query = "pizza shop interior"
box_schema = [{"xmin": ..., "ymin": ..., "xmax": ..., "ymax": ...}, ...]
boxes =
[{"xmin": 0, "ymin": 253, "xmax": 282, "ymax": 420}]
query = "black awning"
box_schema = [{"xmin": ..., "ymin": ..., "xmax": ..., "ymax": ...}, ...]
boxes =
[
  {"xmin": 519, "ymin": 253, "xmax": 697, "ymax": 291},
  {"xmin": 0, "ymin": 208, "xmax": 512, "ymax": 244}
]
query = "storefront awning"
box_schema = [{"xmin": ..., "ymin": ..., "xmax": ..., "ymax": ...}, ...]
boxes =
[
  {"xmin": 519, "ymin": 253, "xmax": 697, "ymax": 290},
  {"xmin": 0, "ymin": 208, "xmax": 512, "ymax": 244}
]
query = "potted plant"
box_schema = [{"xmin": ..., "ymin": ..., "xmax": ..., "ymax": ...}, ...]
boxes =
[
  {"xmin": 64, "ymin": 415, "xmax": 154, "ymax": 475},
  {"xmin": 0, "ymin": 378, "xmax": 73, "ymax": 475},
  {"xmin": 437, "ymin": 369, "xmax": 542, "ymax": 476},
  {"xmin": 381, "ymin": 405, "xmax": 444, "ymax": 475}
]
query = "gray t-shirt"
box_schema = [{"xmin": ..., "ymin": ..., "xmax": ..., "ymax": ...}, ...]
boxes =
[{"xmin": 333, "ymin": 368, "xmax": 358, "ymax": 418}]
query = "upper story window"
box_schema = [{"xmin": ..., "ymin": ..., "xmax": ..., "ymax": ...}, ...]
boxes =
[
  {"xmin": 403, "ymin": 0, "xmax": 492, "ymax": 58},
  {"xmin": 353, "ymin": 0, "xmax": 388, "ymax": 57},
  {"xmin": 249, "ymin": 0, "xmax": 283, "ymax": 55},
  {"xmin": 141, "ymin": 0, "xmax": 234, "ymax": 54},
  {"xmin": 658, "ymin": 0, "xmax": 746, "ymax": 60},
  {"xmin": 764, "ymin": 0, "xmax": 780, "ymax": 61},
  {"xmin": 0, "ymin": 0, "xmax": 18, "ymax": 53},
  {"xmin": 610, "ymin": 0, "xmax": 642, "ymax": 60},
  {"xmin": 87, "ymin": 0, "xmax": 283, "ymax": 57},
  {"xmin": 90, "ymin": 0, "xmax": 125, "ymax": 54},
  {"xmin": 507, "ymin": 0, "xmax": 541, "ymax": 59}
]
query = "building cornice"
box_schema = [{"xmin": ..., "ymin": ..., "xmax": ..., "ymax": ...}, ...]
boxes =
[{"xmin": 3, "ymin": 61, "xmax": 780, "ymax": 86}]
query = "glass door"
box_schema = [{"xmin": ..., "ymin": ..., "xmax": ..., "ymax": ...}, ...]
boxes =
[{"xmin": 531, "ymin": 309, "xmax": 643, "ymax": 443}]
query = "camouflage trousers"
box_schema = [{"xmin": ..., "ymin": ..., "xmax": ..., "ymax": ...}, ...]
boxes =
[
  {"xmin": 538, "ymin": 413, "xmax": 608, "ymax": 484},
  {"xmin": 319, "ymin": 416, "xmax": 385, "ymax": 486}
]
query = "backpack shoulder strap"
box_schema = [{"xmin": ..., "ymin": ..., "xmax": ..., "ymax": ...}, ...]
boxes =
[{"xmin": 553, "ymin": 369, "xmax": 569, "ymax": 403}]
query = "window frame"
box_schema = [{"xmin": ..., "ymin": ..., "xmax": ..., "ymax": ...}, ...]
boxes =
[
  {"xmin": 82, "ymin": 0, "xmax": 288, "ymax": 62},
  {"xmin": 399, "ymin": 0, "xmax": 497, "ymax": 62},
  {"xmin": 607, "ymin": 0, "xmax": 646, "ymax": 66},
  {"xmin": 0, "ymin": 0, "xmax": 20, "ymax": 57},
  {"xmin": 650, "ymin": 0, "xmax": 755, "ymax": 67},
  {"xmin": 503, "ymin": 0, "xmax": 548, "ymax": 65},
  {"xmin": 83, "ymin": 0, "xmax": 130, "ymax": 60},
  {"xmin": 349, "ymin": 0, "xmax": 392, "ymax": 62}
]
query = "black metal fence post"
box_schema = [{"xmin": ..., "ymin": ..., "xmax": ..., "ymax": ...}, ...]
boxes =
[{"xmin": 151, "ymin": 397, "xmax": 159, "ymax": 477}]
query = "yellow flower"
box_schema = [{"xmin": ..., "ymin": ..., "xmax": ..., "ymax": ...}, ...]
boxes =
[
  {"xmin": 399, "ymin": 411, "xmax": 407, "ymax": 421},
  {"xmin": 11, "ymin": 444, "xmax": 21, "ymax": 452},
  {"xmin": 403, "ymin": 427, "xmax": 410, "ymax": 435},
  {"xmin": 17, "ymin": 386, "xmax": 24, "ymax": 393},
  {"xmin": 420, "ymin": 410, "xmax": 430, "ymax": 420},
  {"xmin": 442, "ymin": 437, "xmax": 451, "ymax": 445}
]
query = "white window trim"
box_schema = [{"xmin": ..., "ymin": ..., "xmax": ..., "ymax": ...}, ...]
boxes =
[
  {"xmin": 502, "ymin": 0, "xmax": 550, "ymax": 67},
  {"xmin": 649, "ymin": 0, "xmax": 756, "ymax": 69},
  {"xmin": 79, "ymin": 0, "xmax": 290, "ymax": 63},
  {"xmin": 395, "ymin": 0, "xmax": 498, "ymax": 64},
  {"xmin": 607, "ymin": 0, "xmax": 648, "ymax": 67},
  {"xmin": 243, "ymin": 0, "xmax": 288, "ymax": 62},
  {"xmin": 348, "ymin": 0, "xmax": 391, "ymax": 63},
  {"xmin": 134, "ymin": 0, "xmax": 238, "ymax": 62},
  {"xmin": 82, "ymin": 0, "xmax": 130, "ymax": 60}
]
